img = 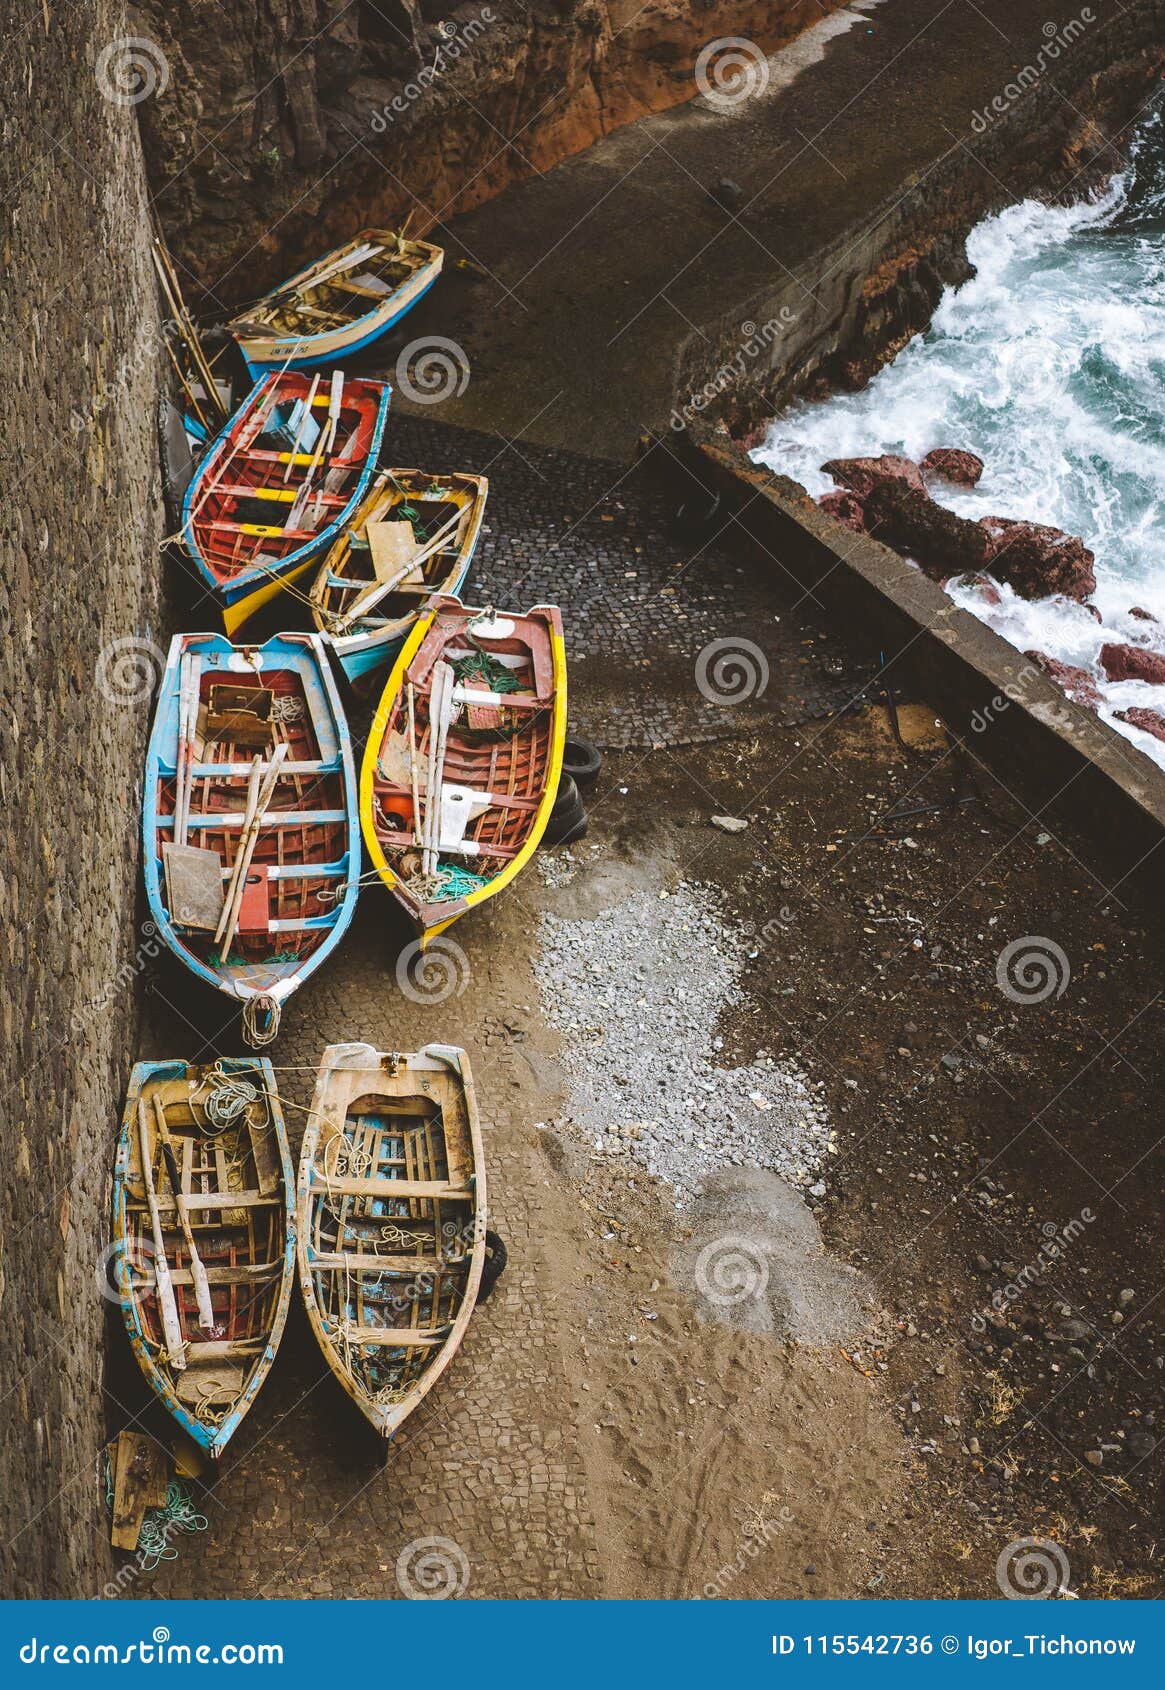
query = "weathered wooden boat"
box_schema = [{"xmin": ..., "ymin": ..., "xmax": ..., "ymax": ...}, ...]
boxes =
[
  {"xmin": 181, "ymin": 370, "xmax": 391, "ymax": 634},
  {"xmin": 112, "ymin": 1059, "xmax": 295, "ymax": 1458},
  {"xmin": 309, "ymin": 468, "xmax": 489, "ymax": 685},
  {"xmin": 359, "ymin": 598, "xmax": 567, "ymax": 942},
  {"xmin": 226, "ymin": 230, "xmax": 443, "ymax": 373},
  {"xmin": 143, "ymin": 632, "xmax": 360, "ymax": 1046},
  {"xmin": 297, "ymin": 1042, "xmax": 486, "ymax": 1439}
]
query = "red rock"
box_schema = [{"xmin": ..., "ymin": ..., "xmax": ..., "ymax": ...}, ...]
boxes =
[
  {"xmin": 1083, "ymin": 603, "xmax": 1102, "ymax": 622},
  {"xmin": 1129, "ymin": 606, "xmax": 1158, "ymax": 622},
  {"xmin": 921, "ymin": 447, "xmax": 984, "ymax": 487},
  {"xmin": 950, "ymin": 571, "xmax": 1002, "ymax": 606},
  {"xmin": 1116, "ymin": 706, "xmax": 1165, "ymax": 743},
  {"xmin": 1023, "ymin": 648, "xmax": 1101, "ymax": 709},
  {"xmin": 981, "ymin": 517, "xmax": 1096, "ymax": 603},
  {"xmin": 864, "ymin": 482, "xmax": 993, "ymax": 579},
  {"xmin": 820, "ymin": 454, "xmax": 925, "ymax": 499},
  {"xmin": 1098, "ymin": 642, "xmax": 1165, "ymax": 684},
  {"xmin": 817, "ymin": 490, "xmax": 867, "ymax": 534}
]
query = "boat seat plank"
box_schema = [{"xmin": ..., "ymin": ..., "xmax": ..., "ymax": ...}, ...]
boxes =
[
  {"xmin": 327, "ymin": 1324, "xmax": 450, "ymax": 1348},
  {"xmin": 307, "ymin": 1251, "xmax": 455, "ymax": 1273},
  {"xmin": 309, "ymin": 1174, "xmax": 473, "ymax": 1200}
]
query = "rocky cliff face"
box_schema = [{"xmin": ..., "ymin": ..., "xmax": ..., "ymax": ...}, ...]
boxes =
[{"xmin": 132, "ymin": 0, "xmax": 841, "ymax": 300}]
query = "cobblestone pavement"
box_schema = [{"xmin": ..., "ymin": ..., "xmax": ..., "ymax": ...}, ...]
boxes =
[
  {"xmin": 107, "ymin": 416, "xmax": 879, "ymax": 1600},
  {"xmin": 343, "ymin": 411, "xmax": 879, "ymax": 748}
]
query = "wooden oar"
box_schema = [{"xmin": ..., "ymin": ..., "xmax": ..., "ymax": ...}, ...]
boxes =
[
  {"xmin": 406, "ymin": 682, "xmax": 421, "ymax": 841},
  {"xmin": 330, "ymin": 507, "xmax": 463, "ymax": 633},
  {"xmin": 153, "ymin": 1096, "xmax": 215, "ymax": 1333},
  {"xmin": 422, "ymin": 660, "xmax": 456, "ymax": 875},
  {"xmin": 214, "ymin": 745, "xmax": 289, "ymax": 959},
  {"xmin": 173, "ymin": 653, "xmax": 201, "ymax": 847},
  {"xmin": 282, "ymin": 372, "xmax": 321, "ymax": 482},
  {"xmin": 137, "ymin": 1098, "xmax": 186, "ymax": 1372}
]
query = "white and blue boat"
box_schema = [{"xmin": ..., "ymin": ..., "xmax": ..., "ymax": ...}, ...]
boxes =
[
  {"xmin": 226, "ymin": 229, "xmax": 443, "ymax": 374},
  {"xmin": 309, "ymin": 468, "xmax": 489, "ymax": 685},
  {"xmin": 112, "ymin": 1058, "xmax": 295, "ymax": 1459},
  {"xmin": 143, "ymin": 631, "xmax": 360, "ymax": 1046}
]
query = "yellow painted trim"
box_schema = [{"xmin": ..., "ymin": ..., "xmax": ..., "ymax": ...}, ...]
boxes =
[
  {"xmin": 221, "ymin": 555, "xmax": 317, "ymax": 636},
  {"xmin": 359, "ymin": 610, "xmax": 438, "ymax": 889},
  {"xmin": 359, "ymin": 611, "xmax": 567, "ymax": 942}
]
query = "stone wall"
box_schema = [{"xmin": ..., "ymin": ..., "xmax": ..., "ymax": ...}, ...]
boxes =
[
  {"xmin": 130, "ymin": 0, "xmax": 845, "ymax": 297},
  {"xmin": 0, "ymin": 5, "xmax": 166, "ymax": 1597}
]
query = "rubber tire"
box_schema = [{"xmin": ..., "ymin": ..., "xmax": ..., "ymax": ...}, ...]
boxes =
[
  {"xmin": 544, "ymin": 773, "xmax": 588, "ymax": 846},
  {"xmin": 477, "ymin": 1230, "xmax": 508, "ymax": 1304},
  {"xmin": 562, "ymin": 733, "xmax": 602, "ymax": 788}
]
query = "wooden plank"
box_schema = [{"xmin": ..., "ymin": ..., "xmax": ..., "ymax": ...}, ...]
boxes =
[
  {"xmin": 328, "ymin": 1324, "xmax": 449, "ymax": 1347},
  {"xmin": 109, "ymin": 1432, "xmax": 169, "ymax": 1552},
  {"xmin": 308, "ymin": 1175, "xmax": 473, "ymax": 1200},
  {"xmin": 163, "ymin": 842, "xmax": 224, "ymax": 931}
]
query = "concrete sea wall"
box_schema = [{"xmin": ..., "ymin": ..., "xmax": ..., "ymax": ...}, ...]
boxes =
[{"xmin": 0, "ymin": 5, "xmax": 167, "ymax": 1597}]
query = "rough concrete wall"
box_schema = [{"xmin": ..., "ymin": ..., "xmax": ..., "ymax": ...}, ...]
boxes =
[
  {"xmin": 130, "ymin": 0, "xmax": 844, "ymax": 298},
  {"xmin": 0, "ymin": 5, "xmax": 166, "ymax": 1597}
]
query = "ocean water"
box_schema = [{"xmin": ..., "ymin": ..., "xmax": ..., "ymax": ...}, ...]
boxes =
[{"xmin": 755, "ymin": 105, "xmax": 1165, "ymax": 768}]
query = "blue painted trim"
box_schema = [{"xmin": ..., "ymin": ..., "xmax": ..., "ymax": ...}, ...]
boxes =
[
  {"xmin": 142, "ymin": 632, "xmax": 362, "ymax": 1011},
  {"xmin": 180, "ymin": 377, "xmax": 392, "ymax": 608},
  {"xmin": 242, "ymin": 270, "xmax": 440, "ymax": 372}
]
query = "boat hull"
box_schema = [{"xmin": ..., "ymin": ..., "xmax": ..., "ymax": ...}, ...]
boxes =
[
  {"xmin": 181, "ymin": 371, "xmax": 391, "ymax": 633},
  {"xmin": 142, "ymin": 632, "xmax": 360, "ymax": 1038},
  {"xmin": 112, "ymin": 1059, "xmax": 295, "ymax": 1458},
  {"xmin": 359, "ymin": 598, "xmax": 567, "ymax": 942},
  {"xmin": 296, "ymin": 1043, "xmax": 486, "ymax": 1439},
  {"xmin": 239, "ymin": 269, "xmax": 440, "ymax": 374}
]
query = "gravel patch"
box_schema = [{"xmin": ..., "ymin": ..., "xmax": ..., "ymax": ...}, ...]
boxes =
[{"xmin": 533, "ymin": 880, "xmax": 834, "ymax": 1203}]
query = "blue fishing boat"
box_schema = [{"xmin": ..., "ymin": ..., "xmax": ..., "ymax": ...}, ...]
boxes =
[
  {"xmin": 308, "ymin": 469, "xmax": 489, "ymax": 684},
  {"xmin": 226, "ymin": 229, "xmax": 443, "ymax": 374},
  {"xmin": 181, "ymin": 370, "xmax": 391, "ymax": 634},
  {"xmin": 143, "ymin": 631, "xmax": 360, "ymax": 1047},
  {"xmin": 112, "ymin": 1058, "xmax": 295, "ymax": 1459}
]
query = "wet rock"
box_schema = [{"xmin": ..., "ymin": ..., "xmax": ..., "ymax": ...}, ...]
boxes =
[
  {"xmin": 864, "ymin": 482, "xmax": 993, "ymax": 579},
  {"xmin": 708, "ymin": 177, "xmax": 743, "ymax": 212},
  {"xmin": 821, "ymin": 454, "xmax": 925, "ymax": 499},
  {"xmin": 1115, "ymin": 707, "xmax": 1165, "ymax": 743},
  {"xmin": 817, "ymin": 490, "xmax": 867, "ymax": 534},
  {"xmin": 1128, "ymin": 606, "xmax": 1159, "ymax": 622},
  {"xmin": 981, "ymin": 518, "xmax": 1096, "ymax": 603},
  {"xmin": 1023, "ymin": 648, "xmax": 1101, "ymax": 709},
  {"xmin": 950, "ymin": 572, "xmax": 1002, "ymax": 606},
  {"xmin": 921, "ymin": 447, "xmax": 984, "ymax": 487},
  {"xmin": 1100, "ymin": 642, "xmax": 1165, "ymax": 685}
]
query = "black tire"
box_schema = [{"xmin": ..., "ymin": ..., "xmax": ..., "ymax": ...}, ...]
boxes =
[
  {"xmin": 562, "ymin": 733, "xmax": 602, "ymax": 788},
  {"xmin": 544, "ymin": 773, "xmax": 588, "ymax": 846},
  {"xmin": 477, "ymin": 1230, "xmax": 508, "ymax": 1303}
]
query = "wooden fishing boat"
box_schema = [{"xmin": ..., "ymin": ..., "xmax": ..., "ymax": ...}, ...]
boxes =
[
  {"xmin": 309, "ymin": 468, "xmax": 488, "ymax": 685},
  {"xmin": 181, "ymin": 370, "xmax": 391, "ymax": 634},
  {"xmin": 112, "ymin": 1059, "xmax": 295, "ymax": 1459},
  {"xmin": 297, "ymin": 1042, "xmax": 486, "ymax": 1440},
  {"xmin": 226, "ymin": 230, "xmax": 443, "ymax": 373},
  {"xmin": 143, "ymin": 632, "xmax": 360, "ymax": 1047},
  {"xmin": 359, "ymin": 598, "xmax": 567, "ymax": 942}
]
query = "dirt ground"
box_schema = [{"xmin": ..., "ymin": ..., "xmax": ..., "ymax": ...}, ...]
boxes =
[{"xmin": 113, "ymin": 638, "xmax": 1164, "ymax": 1600}]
